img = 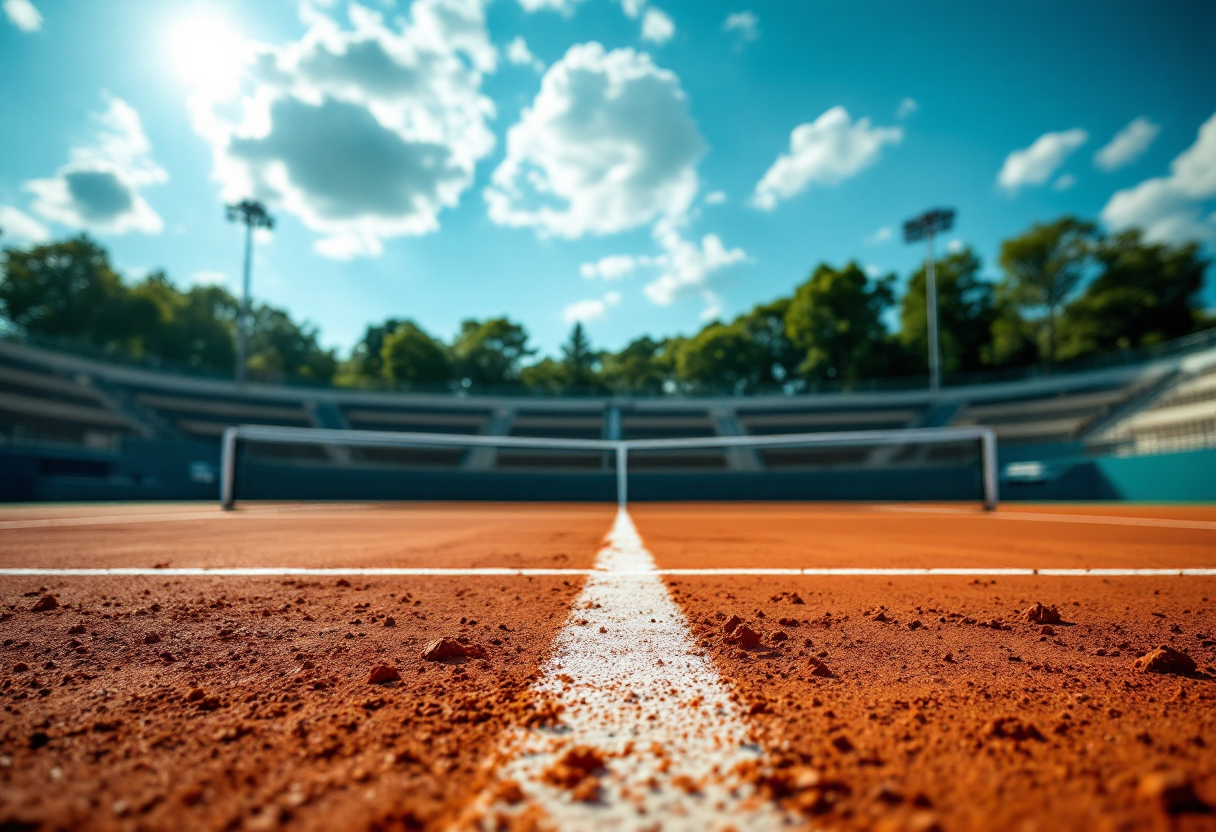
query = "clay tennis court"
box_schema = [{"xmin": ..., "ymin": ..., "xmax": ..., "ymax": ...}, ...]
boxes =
[{"xmin": 1, "ymin": 501, "xmax": 1214, "ymax": 831}]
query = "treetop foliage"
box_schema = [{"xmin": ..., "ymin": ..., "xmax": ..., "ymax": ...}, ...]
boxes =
[{"xmin": 1, "ymin": 221, "xmax": 1210, "ymax": 395}]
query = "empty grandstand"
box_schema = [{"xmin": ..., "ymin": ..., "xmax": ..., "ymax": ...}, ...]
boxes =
[{"xmin": 1, "ymin": 332, "xmax": 1214, "ymax": 502}]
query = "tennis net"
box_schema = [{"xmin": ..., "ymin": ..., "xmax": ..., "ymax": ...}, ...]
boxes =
[{"xmin": 220, "ymin": 424, "xmax": 998, "ymax": 510}]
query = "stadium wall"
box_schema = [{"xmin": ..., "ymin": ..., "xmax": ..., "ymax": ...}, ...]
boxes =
[{"xmin": 2, "ymin": 440, "xmax": 1211, "ymax": 503}]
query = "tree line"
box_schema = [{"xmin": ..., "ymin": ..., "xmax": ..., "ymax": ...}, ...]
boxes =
[{"xmin": 0, "ymin": 218, "xmax": 1211, "ymax": 394}]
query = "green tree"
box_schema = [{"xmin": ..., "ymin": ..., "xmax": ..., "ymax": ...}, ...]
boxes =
[
  {"xmin": 342, "ymin": 318, "xmax": 405, "ymax": 382},
  {"xmin": 244, "ymin": 306, "xmax": 336, "ymax": 382},
  {"xmin": 675, "ymin": 322, "xmax": 766, "ymax": 390},
  {"xmin": 600, "ymin": 336, "xmax": 676, "ymax": 394},
  {"xmin": 899, "ymin": 247, "xmax": 997, "ymax": 374},
  {"xmin": 519, "ymin": 357, "xmax": 568, "ymax": 393},
  {"xmin": 0, "ymin": 235, "xmax": 132, "ymax": 349},
  {"xmin": 783, "ymin": 262, "xmax": 898, "ymax": 383},
  {"xmin": 379, "ymin": 320, "xmax": 450, "ymax": 384},
  {"xmin": 129, "ymin": 274, "xmax": 238, "ymax": 371},
  {"xmin": 560, "ymin": 323, "xmax": 602, "ymax": 390},
  {"xmin": 998, "ymin": 217, "xmax": 1096, "ymax": 368},
  {"xmin": 735, "ymin": 297, "xmax": 800, "ymax": 386},
  {"xmin": 1057, "ymin": 230, "xmax": 1210, "ymax": 359},
  {"xmin": 451, "ymin": 317, "xmax": 534, "ymax": 386}
]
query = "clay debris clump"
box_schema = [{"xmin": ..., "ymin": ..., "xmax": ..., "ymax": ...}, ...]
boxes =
[
  {"xmin": 986, "ymin": 717, "xmax": 1045, "ymax": 742},
  {"xmin": 366, "ymin": 665, "xmax": 401, "ymax": 685},
  {"xmin": 31, "ymin": 594, "xmax": 59, "ymax": 612},
  {"xmin": 807, "ymin": 656, "xmax": 836, "ymax": 678},
  {"xmin": 1138, "ymin": 771, "xmax": 1212, "ymax": 815},
  {"xmin": 422, "ymin": 637, "xmax": 487, "ymax": 662},
  {"xmin": 1133, "ymin": 645, "xmax": 1196, "ymax": 676},
  {"xmin": 542, "ymin": 746, "xmax": 607, "ymax": 803},
  {"xmin": 1022, "ymin": 602, "xmax": 1062, "ymax": 625},
  {"xmin": 756, "ymin": 765, "xmax": 852, "ymax": 816},
  {"xmin": 725, "ymin": 623, "xmax": 764, "ymax": 649}
]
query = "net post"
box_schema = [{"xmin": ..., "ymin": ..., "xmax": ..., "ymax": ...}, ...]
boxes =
[
  {"xmin": 979, "ymin": 428, "xmax": 999, "ymax": 511},
  {"xmin": 220, "ymin": 426, "xmax": 238, "ymax": 511},
  {"xmin": 616, "ymin": 443, "xmax": 628, "ymax": 508}
]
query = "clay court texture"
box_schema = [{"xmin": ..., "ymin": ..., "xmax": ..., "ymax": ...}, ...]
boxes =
[{"xmin": 1, "ymin": 501, "xmax": 1214, "ymax": 832}]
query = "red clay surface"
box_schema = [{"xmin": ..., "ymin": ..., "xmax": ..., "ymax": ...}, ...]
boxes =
[
  {"xmin": 0, "ymin": 573, "xmax": 584, "ymax": 831},
  {"xmin": 2, "ymin": 501, "xmax": 1215, "ymax": 831},
  {"xmin": 0, "ymin": 503, "xmax": 612, "ymax": 570},
  {"xmin": 668, "ymin": 575, "xmax": 1216, "ymax": 831},
  {"xmin": 630, "ymin": 503, "xmax": 1216, "ymax": 570},
  {"xmin": 995, "ymin": 504, "xmax": 1216, "ymax": 520}
]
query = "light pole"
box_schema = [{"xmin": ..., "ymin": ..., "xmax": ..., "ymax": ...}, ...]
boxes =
[
  {"xmin": 225, "ymin": 200, "xmax": 274, "ymax": 385},
  {"xmin": 903, "ymin": 208, "xmax": 955, "ymax": 401}
]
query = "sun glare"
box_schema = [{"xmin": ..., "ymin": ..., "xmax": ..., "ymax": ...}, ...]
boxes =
[{"xmin": 165, "ymin": 8, "xmax": 248, "ymax": 98}]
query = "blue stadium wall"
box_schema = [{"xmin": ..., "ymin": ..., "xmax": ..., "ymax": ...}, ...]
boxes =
[{"xmin": 1, "ymin": 439, "xmax": 1212, "ymax": 503}]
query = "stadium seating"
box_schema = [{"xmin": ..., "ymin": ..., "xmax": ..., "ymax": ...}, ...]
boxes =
[
  {"xmin": 1095, "ymin": 356, "xmax": 1216, "ymax": 455},
  {"xmin": 1, "ymin": 334, "xmax": 1213, "ymax": 502}
]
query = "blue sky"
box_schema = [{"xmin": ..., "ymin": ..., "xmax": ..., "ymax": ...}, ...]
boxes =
[{"xmin": 1, "ymin": 0, "xmax": 1214, "ymax": 357}]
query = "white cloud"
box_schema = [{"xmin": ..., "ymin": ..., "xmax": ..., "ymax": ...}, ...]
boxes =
[
  {"xmin": 506, "ymin": 35, "xmax": 544, "ymax": 71},
  {"xmin": 563, "ymin": 289, "xmax": 621, "ymax": 323},
  {"xmin": 0, "ymin": 206, "xmax": 50, "ymax": 244},
  {"xmin": 643, "ymin": 220, "xmax": 747, "ymax": 308},
  {"xmin": 580, "ymin": 253, "xmax": 649, "ymax": 280},
  {"xmin": 946, "ymin": 238, "xmax": 964, "ymax": 253},
  {"xmin": 25, "ymin": 95, "xmax": 166, "ymax": 235},
  {"xmin": 722, "ymin": 11, "xmax": 759, "ymax": 44},
  {"xmin": 865, "ymin": 225, "xmax": 892, "ymax": 244},
  {"xmin": 515, "ymin": 0, "xmax": 586, "ymax": 12},
  {"xmin": 191, "ymin": 270, "xmax": 228, "ymax": 286},
  {"xmin": 486, "ymin": 43, "xmax": 704, "ymax": 238},
  {"xmin": 641, "ymin": 8, "xmax": 674, "ymax": 44},
  {"xmin": 864, "ymin": 264, "xmax": 881, "ymax": 278},
  {"xmin": 188, "ymin": 0, "xmax": 498, "ymax": 259},
  {"xmin": 704, "ymin": 190, "xmax": 726, "ymax": 205},
  {"xmin": 1094, "ymin": 117, "xmax": 1160, "ymax": 172},
  {"xmin": 1102, "ymin": 110, "xmax": 1216, "ymax": 245},
  {"xmin": 997, "ymin": 128, "xmax": 1087, "ymax": 193},
  {"xmin": 3, "ymin": 0, "xmax": 40, "ymax": 32},
  {"xmin": 578, "ymin": 221, "xmax": 746, "ymax": 317},
  {"xmin": 517, "ymin": 0, "xmax": 586, "ymax": 13},
  {"xmin": 750, "ymin": 106, "xmax": 903, "ymax": 211},
  {"xmin": 896, "ymin": 97, "xmax": 918, "ymax": 119},
  {"xmin": 618, "ymin": 0, "xmax": 645, "ymax": 18},
  {"xmin": 1054, "ymin": 173, "xmax": 1077, "ymax": 191}
]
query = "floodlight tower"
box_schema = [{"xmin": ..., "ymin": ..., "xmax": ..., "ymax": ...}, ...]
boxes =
[
  {"xmin": 903, "ymin": 208, "xmax": 955, "ymax": 401},
  {"xmin": 226, "ymin": 200, "xmax": 275, "ymax": 385}
]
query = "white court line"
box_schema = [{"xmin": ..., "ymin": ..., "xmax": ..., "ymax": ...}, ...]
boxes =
[
  {"xmin": 2, "ymin": 567, "xmax": 1213, "ymax": 577},
  {"xmin": 456, "ymin": 509, "xmax": 788, "ymax": 831},
  {"xmin": 877, "ymin": 505, "xmax": 1216, "ymax": 531}
]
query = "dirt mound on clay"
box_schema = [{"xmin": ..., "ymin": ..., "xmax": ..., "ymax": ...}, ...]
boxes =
[
  {"xmin": 1022, "ymin": 602, "xmax": 1062, "ymax": 624},
  {"xmin": 31, "ymin": 594, "xmax": 59, "ymax": 612},
  {"xmin": 725, "ymin": 624, "xmax": 764, "ymax": 649},
  {"xmin": 807, "ymin": 656, "xmax": 836, "ymax": 678},
  {"xmin": 986, "ymin": 717, "xmax": 1045, "ymax": 742},
  {"xmin": 366, "ymin": 665, "xmax": 401, "ymax": 684},
  {"xmin": 422, "ymin": 637, "xmax": 487, "ymax": 662},
  {"xmin": 1133, "ymin": 645, "xmax": 1197, "ymax": 675},
  {"xmin": 1138, "ymin": 771, "xmax": 1212, "ymax": 815},
  {"xmin": 542, "ymin": 746, "xmax": 607, "ymax": 803}
]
